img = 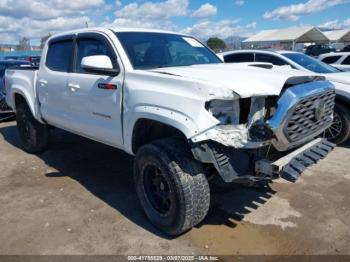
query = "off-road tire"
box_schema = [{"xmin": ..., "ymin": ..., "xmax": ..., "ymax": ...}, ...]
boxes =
[
  {"xmin": 16, "ymin": 102, "xmax": 49, "ymax": 153},
  {"xmin": 325, "ymin": 103, "xmax": 350, "ymax": 145},
  {"xmin": 134, "ymin": 138, "xmax": 210, "ymax": 236}
]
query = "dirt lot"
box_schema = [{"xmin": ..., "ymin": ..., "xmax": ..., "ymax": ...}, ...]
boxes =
[{"xmin": 0, "ymin": 120, "xmax": 350, "ymax": 255}]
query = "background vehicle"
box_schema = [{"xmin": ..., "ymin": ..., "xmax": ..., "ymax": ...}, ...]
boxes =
[
  {"xmin": 342, "ymin": 45, "xmax": 350, "ymax": 52},
  {"xmin": 0, "ymin": 60, "xmax": 31, "ymax": 121},
  {"xmin": 3, "ymin": 55, "xmax": 41, "ymax": 66},
  {"xmin": 305, "ymin": 44, "xmax": 336, "ymax": 57},
  {"xmin": 26, "ymin": 56, "xmax": 41, "ymax": 66},
  {"xmin": 319, "ymin": 52, "xmax": 350, "ymax": 72},
  {"xmin": 5, "ymin": 28, "xmax": 335, "ymax": 236},
  {"xmin": 221, "ymin": 50, "xmax": 350, "ymax": 144},
  {"xmin": 3, "ymin": 56, "xmax": 23, "ymax": 60}
]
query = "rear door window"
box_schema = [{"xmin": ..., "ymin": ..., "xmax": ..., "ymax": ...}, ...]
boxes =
[
  {"xmin": 342, "ymin": 55, "xmax": 350, "ymax": 65},
  {"xmin": 224, "ymin": 53, "xmax": 254, "ymax": 63},
  {"xmin": 322, "ymin": 56, "xmax": 342, "ymax": 64},
  {"xmin": 46, "ymin": 40, "xmax": 73, "ymax": 72}
]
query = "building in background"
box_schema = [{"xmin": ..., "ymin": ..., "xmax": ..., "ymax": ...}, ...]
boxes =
[
  {"xmin": 242, "ymin": 26, "xmax": 329, "ymax": 51},
  {"xmin": 324, "ymin": 30, "xmax": 350, "ymax": 50}
]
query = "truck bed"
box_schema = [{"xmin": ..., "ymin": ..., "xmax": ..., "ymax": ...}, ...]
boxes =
[{"xmin": 5, "ymin": 67, "xmax": 39, "ymax": 117}]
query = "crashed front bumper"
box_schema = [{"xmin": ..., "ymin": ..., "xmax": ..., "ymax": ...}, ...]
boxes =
[
  {"xmin": 192, "ymin": 138, "xmax": 335, "ymax": 183},
  {"xmin": 255, "ymin": 138, "xmax": 335, "ymax": 182}
]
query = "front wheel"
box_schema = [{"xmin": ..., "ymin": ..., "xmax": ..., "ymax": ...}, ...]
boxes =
[
  {"xmin": 16, "ymin": 102, "xmax": 49, "ymax": 153},
  {"xmin": 324, "ymin": 103, "xmax": 350, "ymax": 144},
  {"xmin": 134, "ymin": 138, "xmax": 210, "ymax": 236}
]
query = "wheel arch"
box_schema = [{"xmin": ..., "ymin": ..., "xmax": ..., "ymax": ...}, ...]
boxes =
[
  {"xmin": 336, "ymin": 94, "xmax": 350, "ymax": 109},
  {"xmin": 130, "ymin": 118, "xmax": 189, "ymax": 155},
  {"xmin": 11, "ymin": 88, "xmax": 44, "ymax": 124}
]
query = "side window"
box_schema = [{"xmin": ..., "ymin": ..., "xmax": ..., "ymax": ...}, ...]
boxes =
[
  {"xmin": 76, "ymin": 38, "xmax": 114, "ymax": 74},
  {"xmin": 46, "ymin": 40, "xmax": 73, "ymax": 72},
  {"xmin": 224, "ymin": 53, "xmax": 254, "ymax": 63},
  {"xmin": 255, "ymin": 53, "xmax": 287, "ymax": 66},
  {"xmin": 342, "ymin": 55, "xmax": 350, "ymax": 65},
  {"xmin": 322, "ymin": 56, "xmax": 341, "ymax": 64}
]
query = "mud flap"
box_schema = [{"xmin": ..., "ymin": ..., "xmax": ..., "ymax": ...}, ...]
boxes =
[{"xmin": 256, "ymin": 139, "xmax": 335, "ymax": 183}]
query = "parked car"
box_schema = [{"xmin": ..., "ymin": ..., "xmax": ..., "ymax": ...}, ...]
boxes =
[
  {"xmin": 319, "ymin": 52, "xmax": 350, "ymax": 72},
  {"xmin": 305, "ymin": 44, "xmax": 336, "ymax": 57},
  {"xmin": 3, "ymin": 56, "xmax": 23, "ymax": 60},
  {"xmin": 342, "ymin": 45, "xmax": 350, "ymax": 52},
  {"xmin": 26, "ymin": 56, "xmax": 41, "ymax": 66},
  {"xmin": 4, "ymin": 55, "xmax": 41, "ymax": 66},
  {"xmin": 5, "ymin": 28, "xmax": 335, "ymax": 236},
  {"xmin": 220, "ymin": 50, "xmax": 350, "ymax": 144},
  {"xmin": 0, "ymin": 60, "xmax": 31, "ymax": 121}
]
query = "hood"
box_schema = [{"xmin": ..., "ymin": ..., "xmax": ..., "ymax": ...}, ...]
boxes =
[
  {"xmin": 149, "ymin": 63, "xmax": 322, "ymax": 98},
  {"xmin": 326, "ymin": 72, "xmax": 350, "ymax": 85}
]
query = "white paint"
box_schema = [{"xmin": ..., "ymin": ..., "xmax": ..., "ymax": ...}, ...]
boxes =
[
  {"xmin": 220, "ymin": 50, "xmax": 350, "ymax": 102},
  {"xmin": 182, "ymin": 37, "xmax": 204, "ymax": 48},
  {"xmin": 81, "ymin": 55, "xmax": 113, "ymax": 70},
  {"xmin": 5, "ymin": 27, "xmax": 329, "ymax": 155},
  {"xmin": 243, "ymin": 196, "xmax": 301, "ymax": 230}
]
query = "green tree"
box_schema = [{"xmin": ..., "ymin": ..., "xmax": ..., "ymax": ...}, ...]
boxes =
[
  {"xmin": 16, "ymin": 37, "xmax": 31, "ymax": 51},
  {"xmin": 207, "ymin": 37, "xmax": 227, "ymax": 53}
]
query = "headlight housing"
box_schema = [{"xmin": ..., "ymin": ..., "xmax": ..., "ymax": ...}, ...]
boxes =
[
  {"xmin": 206, "ymin": 99, "xmax": 240, "ymax": 125},
  {"xmin": 206, "ymin": 96, "xmax": 278, "ymax": 127}
]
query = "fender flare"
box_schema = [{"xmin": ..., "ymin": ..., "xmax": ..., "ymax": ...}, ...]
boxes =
[
  {"xmin": 123, "ymin": 105, "xmax": 206, "ymax": 155},
  {"xmin": 11, "ymin": 86, "xmax": 44, "ymax": 124}
]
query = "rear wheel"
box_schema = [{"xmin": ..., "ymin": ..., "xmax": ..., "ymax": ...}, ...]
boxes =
[
  {"xmin": 16, "ymin": 102, "xmax": 49, "ymax": 153},
  {"xmin": 134, "ymin": 138, "xmax": 210, "ymax": 236},
  {"xmin": 324, "ymin": 103, "xmax": 350, "ymax": 144}
]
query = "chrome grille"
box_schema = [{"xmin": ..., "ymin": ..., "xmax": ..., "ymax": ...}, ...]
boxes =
[{"xmin": 285, "ymin": 90, "xmax": 335, "ymax": 142}]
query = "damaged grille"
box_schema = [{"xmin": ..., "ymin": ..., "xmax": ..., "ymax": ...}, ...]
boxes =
[{"xmin": 284, "ymin": 90, "xmax": 335, "ymax": 142}]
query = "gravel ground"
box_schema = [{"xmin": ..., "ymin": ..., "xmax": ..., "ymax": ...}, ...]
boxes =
[{"xmin": 0, "ymin": 121, "xmax": 349, "ymax": 255}]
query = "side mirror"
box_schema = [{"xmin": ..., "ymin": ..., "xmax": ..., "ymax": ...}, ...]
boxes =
[{"xmin": 81, "ymin": 55, "xmax": 120, "ymax": 76}]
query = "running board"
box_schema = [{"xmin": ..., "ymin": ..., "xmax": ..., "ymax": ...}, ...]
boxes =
[{"xmin": 255, "ymin": 138, "xmax": 335, "ymax": 183}]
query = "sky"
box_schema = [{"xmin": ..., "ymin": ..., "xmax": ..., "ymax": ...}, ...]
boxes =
[{"xmin": 0, "ymin": 0, "xmax": 350, "ymax": 45}]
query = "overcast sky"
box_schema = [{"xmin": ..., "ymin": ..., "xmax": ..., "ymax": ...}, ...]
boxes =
[{"xmin": 0, "ymin": 0, "xmax": 349, "ymax": 45}]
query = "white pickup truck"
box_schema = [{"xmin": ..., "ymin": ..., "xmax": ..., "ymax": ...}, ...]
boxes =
[{"xmin": 5, "ymin": 28, "xmax": 336, "ymax": 235}]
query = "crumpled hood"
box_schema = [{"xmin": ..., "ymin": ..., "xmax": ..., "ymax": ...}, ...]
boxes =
[
  {"xmin": 149, "ymin": 63, "xmax": 322, "ymax": 98},
  {"xmin": 326, "ymin": 72, "xmax": 350, "ymax": 85}
]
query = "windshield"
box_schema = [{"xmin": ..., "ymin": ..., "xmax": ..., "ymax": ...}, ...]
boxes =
[
  {"xmin": 283, "ymin": 53, "xmax": 340, "ymax": 74},
  {"xmin": 116, "ymin": 32, "xmax": 222, "ymax": 70}
]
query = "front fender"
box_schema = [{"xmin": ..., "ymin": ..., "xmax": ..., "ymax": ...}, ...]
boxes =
[{"xmin": 123, "ymin": 105, "xmax": 218, "ymax": 155}]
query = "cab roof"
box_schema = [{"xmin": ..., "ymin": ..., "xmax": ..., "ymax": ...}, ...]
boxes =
[{"xmin": 48, "ymin": 27, "xmax": 189, "ymax": 40}]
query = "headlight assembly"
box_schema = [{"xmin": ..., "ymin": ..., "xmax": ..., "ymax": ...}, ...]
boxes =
[{"xmin": 206, "ymin": 99, "xmax": 240, "ymax": 125}]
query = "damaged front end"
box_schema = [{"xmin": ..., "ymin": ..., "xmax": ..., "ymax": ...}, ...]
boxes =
[{"xmin": 191, "ymin": 77, "xmax": 336, "ymax": 184}]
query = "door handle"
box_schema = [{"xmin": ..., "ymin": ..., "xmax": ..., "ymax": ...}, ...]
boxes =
[
  {"xmin": 68, "ymin": 83, "xmax": 80, "ymax": 92},
  {"xmin": 38, "ymin": 79, "xmax": 48, "ymax": 86}
]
